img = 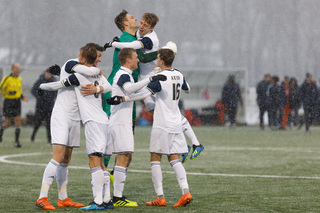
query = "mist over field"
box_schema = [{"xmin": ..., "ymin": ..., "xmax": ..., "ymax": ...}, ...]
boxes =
[{"xmin": 1, "ymin": 0, "xmax": 320, "ymax": 86}]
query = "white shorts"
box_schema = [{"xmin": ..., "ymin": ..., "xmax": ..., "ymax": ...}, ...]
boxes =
[
  {"xmin": 109, "ymin": 124, "xmax": 134, "ymax": 154},
  {"xmin": 51, "ymin": 111, "xmax": 81, "ymax": 147},
  {"xmin": 84, "ymin": 121, "xmax": 109, "ymax": 156},
  {"xmin": 150, "ymin": 128, "xmax": 188, "ymax": 155}
]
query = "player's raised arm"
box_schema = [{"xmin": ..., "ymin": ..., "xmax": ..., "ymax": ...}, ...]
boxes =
[{"xmin": 118, "ymin": 73, "xmax": 166, "ymax": 94}]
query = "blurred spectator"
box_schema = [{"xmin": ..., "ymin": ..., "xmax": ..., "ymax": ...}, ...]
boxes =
[
  {"xmin": 0, "ymin": 63, "xmax": 27, "ymax": 147},
  {"xmin": 256, "ymin": 73, "xmax": 271, "ymax": 129},
  {"xmin": 221, "ymin": 75, "xmax": 243, "ymax": 128},
  {"xmin": 30, "ymin": 68, "xmax": 57, "ymax": 144},
  {"xmin": 280, "ymin": 76, "xmax": 290, "ymax": 129},
  {"xmin": 299, "ymin": 73, "xmax": 318, "ymax": 133},
  {"xmin": 138, "ymin": 104, "xmax": 153, "ymax": 126},
  {"xmin": 288, "ymin": 77, "xmax": 300, "ymax": 127},
  {"xmin": 268, "ymin": 75, "xmax": 285, "ymax": 129}
]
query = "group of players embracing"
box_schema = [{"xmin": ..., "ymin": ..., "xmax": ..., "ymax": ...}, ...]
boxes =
[{"xmin": 35, "ymin": 9, "xmax": 204, "ymax": 211}]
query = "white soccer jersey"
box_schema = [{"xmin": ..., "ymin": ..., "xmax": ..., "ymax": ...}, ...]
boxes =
[
  {"xmin": 109, "ymin": 67, "xmax": 135, "ymax": 127},
  {"xmin": 151, "ymin": 69, "xmax": 184, "ymax": 133},
  {"xmin": 136, "ymin": 30, "xmax": 159, "ymax": 80},
  {"xmin": 52, "ymin": 58, "xmax": 80, "ymax": 121},
  {"xmin": 52, "ymin": 58, "xmax": 101, "ymax": 121},
  {"xmin": 74, "ymin": 74, "xmax": 111, "ymax": 124}
]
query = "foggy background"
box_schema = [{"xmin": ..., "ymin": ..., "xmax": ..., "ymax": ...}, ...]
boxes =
[{"xmin": 1, "ymin": 0, "xmax": 320, "ymax": 123}]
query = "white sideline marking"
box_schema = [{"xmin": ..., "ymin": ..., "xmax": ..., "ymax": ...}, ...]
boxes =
[{"xmin": 1, "ymin": 152, "xmax": 320, "ymax": 180}]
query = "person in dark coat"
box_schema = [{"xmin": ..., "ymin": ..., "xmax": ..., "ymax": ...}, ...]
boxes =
[
  {"xmin": 268, "ymin": 75, "xmax": 285, "ymax": 129},
  {"xmin": 256, "ymin": 73, "xmax": 271, "ymax": 129},
  {"xmin": 31, "ymin": 68, "xmax": 57, "ymax": 143},
  {"xmin": 299, "ymin": 73, "xmax": 318, "ymax": 133},
  {"xmin": 221, "ymin": 75, "xmax": 243, "ymax": 128},
  {"xmin": 288, "ymin": 77, "xmax": 300, "ymax": 127}
]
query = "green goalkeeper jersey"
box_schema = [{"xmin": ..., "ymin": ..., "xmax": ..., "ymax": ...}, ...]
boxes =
[{"xmin": 103, "ymin": 32, "xmax": 139, "ymax": 120}]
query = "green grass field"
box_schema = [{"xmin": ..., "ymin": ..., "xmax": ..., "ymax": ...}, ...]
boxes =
[{"xmin": 1, "ymin": 125, "xmax": 320, "ymax": 212}]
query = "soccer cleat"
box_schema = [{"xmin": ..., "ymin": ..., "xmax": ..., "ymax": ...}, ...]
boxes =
[
  {"xmin": 113, "ymin": 196, "xmax": 138, "ymax": 207},
  {"xmin": 173, "ymin": 192, "xmax": 193, "ymax": 207},
  {"xmin": 36, "ymin": 197, "xmax": 56, "ymax": 210},
  {"xmin": 146, "ymin": 198, "xmax": 166, "ymax": 206},
  {"xmin": 79, "ymin": 201, "xmax": 105, "ymax": 210},
  {"xmin": 57, "ymin": 197, "xmax": 84, "ymax": 207},
  {"xmin": 103, "ymin": 200, "xmax": 114, "ymax": 209},
  {"xmin": 190, "ymin": 144, "xmax": 204, "ymax": 160},
  {"xmin": 182, "ymin": 145, "xmax": 191, "ymax": 163}
]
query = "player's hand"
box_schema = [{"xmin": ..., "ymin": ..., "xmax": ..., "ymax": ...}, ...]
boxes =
[
  {"xmin": 80, "ymin": 84, "xmax": 96, "ymax": 96},
  {"xmin": 106, "ymin": 96, "xmax": 124, "ymax": 105},
  {"xmin": 104, "ymin": 36, "xmax": 120, "ymax": 50},
  {"xmin": 48, "ymin": 64, "xmax": 61, "ymax": 76},
  {"xmin": 149, "ymin": 74, "xmax": 167, "ymax": 82}
]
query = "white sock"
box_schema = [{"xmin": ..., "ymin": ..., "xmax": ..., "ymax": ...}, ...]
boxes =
[
  {"xmin": 103, "ymin": 171, "xmax": 111, "ymax": 203},
  {"xmin": 56, "ymin": 163, "xmax": 69, "ymax": 200},
  {"xmin": 113, "ymin": 166, "xmax": 127, "ymax": 198},
  {"xmin": 170, "ymin": 160, "xmax": 189, "ymax": 195},
  {"xmin": 91, "ymin": 167, "xmax": 104, "ymax": 205},
  {"xmin": 151, "ymin": 161, "xmax": 164, "ymax": 198},
  {"xmin": 181, "ymin": 115, "xmax": 200, "ymax": 146},
  {"xmin": 39, "ymin": 159, "xmax": 60, "ymax": 199}
]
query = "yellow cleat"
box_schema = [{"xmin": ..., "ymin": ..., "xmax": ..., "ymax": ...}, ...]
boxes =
[{"xmin": 113, "ymin": 196, "xmax": 138, "ymax": 207}]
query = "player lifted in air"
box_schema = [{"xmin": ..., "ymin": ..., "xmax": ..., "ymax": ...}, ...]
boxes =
[{"xmin": 104, "ymin": 13, "xmax": 204, "ymax": 164}]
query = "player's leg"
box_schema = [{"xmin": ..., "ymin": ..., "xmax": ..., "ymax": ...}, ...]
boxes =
[
  {"xmin": 169, "ymin": 155, "xmax": 192, "ymax": 207},
  {"xmin": 0, "ymin": 117, "xmax": 11, "ymax": 142},
  {"xmin": 146, "ymin": 153, "xmax": 166, "ymax": 206},
  {"xmin": 13, "ymin": 115, "xmax": 22, "ymax": 147},
  {"xmin": 45, "ymin": 111, "xmax": 52, "ymax": 144},
  {"xmin": 181, "ymin": 115, "xmax": 204, "ymax": 161},
  {"xmin": 36, "ymin": 145, "xmax": 67, "ymax": 210},
  {"xmin": 110, "ymin": 125, "xmax": 137, "ymax": 207},
  {"xmin": 113, "ymin": 153, "xmax": 138, "ymax": 207},
  {"xmin": 31, "ymin": 108, "xmax": 43, "ymax": 142}
]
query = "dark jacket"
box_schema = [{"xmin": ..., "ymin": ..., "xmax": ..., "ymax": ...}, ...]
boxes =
[
  {"xmin": 299, "ymin": 81, "xmax": 318, "ymax": 107},
  {"xmin": 256, "ymin": 80, "xmax": 271, "ymax": 106},
  {"xmin": 31, "ymin": 74, "xmax": 56, "ymax": 109},
  {"xmin": 222, "ymin": 82, "xmax": 242, "ymax": 107}
]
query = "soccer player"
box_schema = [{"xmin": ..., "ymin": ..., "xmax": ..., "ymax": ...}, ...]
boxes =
[
  {"xmin": 102, "ymin": 9, "xmax": 158, "ymax": 180},
  {"xmin": 35, "ymin": 45, "xmax": 102, "ymax": 210},
  {"xmin": 105, "ymin": 13, "xmax": 204, "ymax": 163},
  {"xmin": 107, "ymin": 47, "xmax": 192, "ymax": 207},
  {"xmin": 146, "ymin": 48, "xmax": 192, "ymax": 207},
  {"xmin": 0, "ymin": 63, "xmax": 27, "ymax": 148},
  {"xmin": 108, "ymin": 48, "xmax": 166, "ymax": 207}
]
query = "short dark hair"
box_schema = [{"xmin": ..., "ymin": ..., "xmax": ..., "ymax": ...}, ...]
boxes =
[
  {"xmin": 158, "ymin": 49, "xmax": 175, "ymax": 67},
  {"xmin": 115, "ymin": 10, "xmax": 128, "ymax": 32},
  {"xmin": 118, "ymin": 48, "xmax": 136, "ymax": 65},
  {"xmin": 80, "ymin": 43, "xmax": 97, "ymax": 65}
]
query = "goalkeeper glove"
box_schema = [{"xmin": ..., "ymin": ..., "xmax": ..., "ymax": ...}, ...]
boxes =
[
  {"xmin": 107, "ymin": 96, "xmax": 124, "ymax": 105},
  {"xmin": 104, "ymin": 37, "xmax": 120, "ymax": 50},
  {"xmin": 149, "ymin": 74, "xmax": 167, "ymax": 82},
  {"xmin": 48, "ymin": 64, "xmax": 61, "ymax": 76}
]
